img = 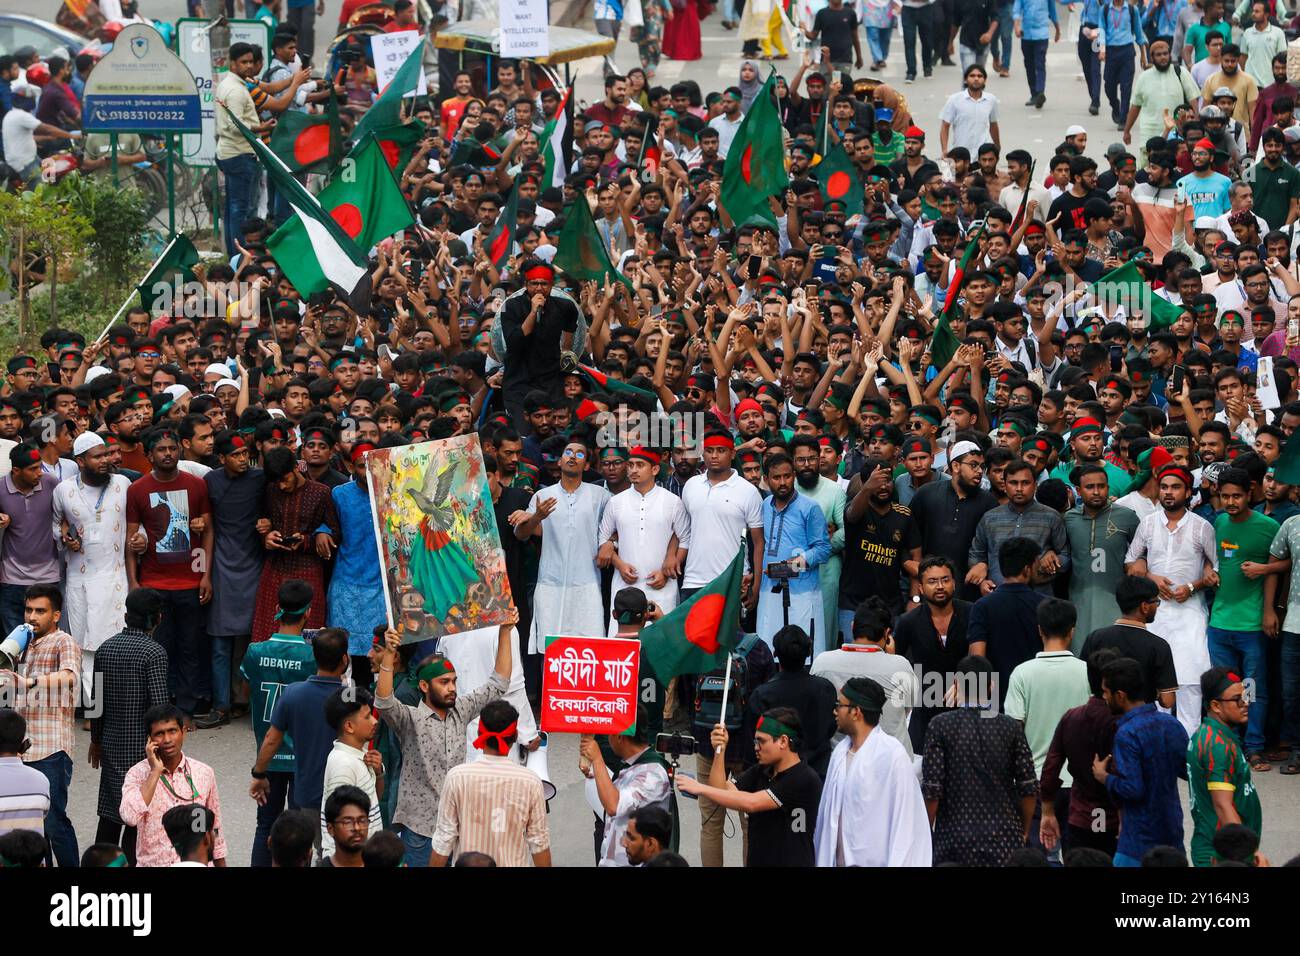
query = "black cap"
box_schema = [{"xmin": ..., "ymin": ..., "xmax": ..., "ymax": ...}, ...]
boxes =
[{"xmin": 613, "ymin": 587, "xmax": 649, "ymax": 624}]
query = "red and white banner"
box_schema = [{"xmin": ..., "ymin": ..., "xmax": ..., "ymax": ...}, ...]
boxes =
[{"xmin": 540, "ymin": 636, "xmax": 641, "ymax": 735}]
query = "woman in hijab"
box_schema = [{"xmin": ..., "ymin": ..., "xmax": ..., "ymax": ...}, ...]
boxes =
[{"xmin": 738, "ymin": 58, "xmax": 764, "ymax": 111}]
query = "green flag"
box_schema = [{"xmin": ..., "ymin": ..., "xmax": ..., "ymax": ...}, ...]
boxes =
[
  {"xmin": 137, "ymin": 234, "xmax": 199, "ymax": 307},
  {"xmin": 365, "ymin": 121, "xmax": 426, "ymax": 173},
  {"xmin": 268, "ymin": 96, "xmax": 342, "ymax": 174},
  {"xmin": 572, "ymin": 359, "xmax": 657, "ymax": 404},
  {"xmin": 552, "ymin": 196, "xmax": 634, "ymax": 291},
  {"xmin": 930, "ymin": 221, "xmax": 987, "ymax": 370},
  {"xmin": 1089, "ymin": 260, "xmax": 1182, "ymax": 332},
  {"xmin": 815, "ymin": 142, "xmax": 862, "ymax": 216},
  {"xmin": 352, "ymin": 44, "xmax": 424, "ymax": 143},
  {"xmin": 720, "ymin": 71, "xmax": 789, "ymax": 227},
  {"xmin": 638, "ymin": 547, "xmax": 745, "ymax": 680},
  {"xmin": 273, "ymin": 134, "xmax": 414, "ymax": 261},
  {"xmin": 485, "ymin": 186, "xmax": 518, "ymax": 270}
]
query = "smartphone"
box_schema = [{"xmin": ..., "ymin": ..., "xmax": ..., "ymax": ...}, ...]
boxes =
[
  {"xmin": 747, "ymin": 254, "xmax": 761, "ymax": 277},
  {"xmin": 1289, "ymin": 318, "xmax": 1300, "ymax": 341},
  {"xmin": 1175, "ymin": 183, "xmax": 1186, "ymax": 205},
  {"xmin": 282, "ymin": 532, "xmax": 302, "ymax": 548},
  {"xmin": 47, "ymin": 361, "xmax": 60, "ymax": 380},
  {"xmin": 1171, "ymin": 364, "xmax": 1186, "ymax": 395},
  {"xmin": 1108, "ymin": 344, "xmax": 1123, "ymax": 372},
  {"xmin": 409, "ymin": 258, "xmax": 425, "ymax": 283}
]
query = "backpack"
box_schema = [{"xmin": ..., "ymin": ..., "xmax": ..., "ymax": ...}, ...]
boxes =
[{"xmin": 693, "ymin": 633, "xmax": 767, "ymax": 736}]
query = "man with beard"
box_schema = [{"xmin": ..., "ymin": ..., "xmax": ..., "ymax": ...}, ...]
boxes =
[
  {"xmin": 104, "ymin": 401, "xmax": 150, "ymax": 475},
  {"xmin": 1050, "ymin": 416, "xmax": 1133, "ymax": 495},
  {"xmin": 1132, "ymin": 152, "xmax": 1190, "ymax": 261},
  {"xmin": 756, "ymin": 453, "xmax": 831, "ymax": 654},
  {"xmin": 52, "ymin": 433, "xmax": 130, "ymax": 701},
  {"xmin": 910, "ymin": 441, "xmax": 999, "ymax": 596},
  {"xmin": 497, "ymin": 260, "xmax": 581, "ymax": 425},
  {"xmin": 1200, "ymin": 44, "xmax": 1259, "ymax": 141},
  {"xmin": 1064, "ymin": 464, "xmax": 1140, "ymax": 651},
  {"xmin": 1188, "ymin": 666, "xmax": 1264, "ymax": 865},
  {"xmin": 660, "ymin": 446, "xmax": 702, "ymax": 497},
  {"xmin": 840, "ymin": 459, "xmax": 921, "ymax": 640},
  {"xmin": 790, "ymin": 435, "xmax": 846, "ymax": 648},
  {"xmin": 1177, "ymin": 138, "xmax": 1234, "ymax": 219},
  {"xmin": 374, "ymin": 617, "xmax": 513, "ymax": 867},
  {"xmin": 1250, "ymin": 55, "xmax": 1292, "ymax": 153},
  {"xmin": 1124, "ymin": 464, "xmax": 1219, "ymax": 733},
  {"xmin": 1245, "ymin": 128, "xmax": 1300, "ymax": 234},
  {"xmin": 968, "ymin": 459, "xmax": 1070, "ymax": 593}
]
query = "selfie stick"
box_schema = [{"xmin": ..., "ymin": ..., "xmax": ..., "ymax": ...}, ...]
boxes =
[{"xmin": 715, "ymin": 652, "xmax": 733, "ymax": 755}]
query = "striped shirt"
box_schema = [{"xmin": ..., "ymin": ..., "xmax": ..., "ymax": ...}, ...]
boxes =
[
  {"xmin": 430, "ymin": 753, "xmax": 549, "ymax": 867},
  {"xmin": 0, "ymin": 755, "xmax": 49, "ymax": 836}
]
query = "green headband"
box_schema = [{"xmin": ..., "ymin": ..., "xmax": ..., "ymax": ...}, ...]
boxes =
[
  {"xmin": 275, "ymin": 601, "xmax": 311, "ymax": 621},
  {"xmin": 417, "ymin": 657, "xmax": 456, "ymax": 683},
  {"xmin": 912, "ymin": 409, "xmax": 942, "ymax": 427},
  {"xmin": 1002, "ymin": 419, "xmax": 1030, "ymax": 437},
  {"xmin": 825, "ymin": 392, "xmax": 850, "ymax": 412},
  {"xmin": 756, "ymin": 715, "xmax": 797, "ymax": 743},
  {"xmin": 842, "ymin": 681, "xmax": 884, "ymax": 715}
]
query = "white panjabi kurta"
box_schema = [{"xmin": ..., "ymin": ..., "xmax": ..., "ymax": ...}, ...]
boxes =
[
  {"xmin": 598, "ymin": 483, "xmax": 691, "ymax": 637},
  {"xmin": 52, "ymin": 474, "xmax": 130, "ymax": 697},
  {"xmin": 814, "ymin": 730, "xmax": 932, "ymax": 867},
  {"xmin": 1124, "ymin": 507, "xmax": 1219, "ymax": 734},
  {"xmin": 527, "ymin": 481, "xmax": 611, "ymax": 654}
]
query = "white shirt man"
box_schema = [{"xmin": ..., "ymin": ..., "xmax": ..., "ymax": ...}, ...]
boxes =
[
  {"xmin": 598, "ymin": 476, "xmax": 691, "ymax": 635},
  {"xmin": 679, "ymin": 466, "xmax": 764, "ymax": 592}
]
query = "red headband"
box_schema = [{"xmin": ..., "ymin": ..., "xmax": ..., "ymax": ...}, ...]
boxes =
[
  {"xmin": 703, "ymin": 433, "xmax": 735, "ymax": 449},
  {"xmin": 524, "ymin": 266, "xmax": 555, "ymax": 282},
  {"xmin": 351, "ymin": 442, "xmax": 376, "ymax": 463},
  {"xmin": 734, "ymin": 398, "xmax": 763, "ymax": 418},
  {"xmin": 472, "ymin": 720, "xmax": 518, "ymax": 755},
  {"xmin": 629, "ymin": 446, "xmax": 661, "ymax": 467}
]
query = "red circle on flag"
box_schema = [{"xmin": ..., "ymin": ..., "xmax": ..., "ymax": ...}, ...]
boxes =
[
  {"xmin": 294, "ymin": 125, "xmax": 330, "ymax": 166},
  {"xmin": 826, "ymin": 170, "xmax": 851, "ymax": 199},
  {"xmin": 378, "ymin": 139, "xmax": 400, "ymax": 168},
  {"xmin": 331, "ymin": 203, "xmax": 363, "ymax": 238},
  {"xmin": 740, "ymin": 144, "xmax": 754, "ymax": 184},
  {"xmin": 684, "ymin": 594, "xmax": 725, "ymax": 653}
]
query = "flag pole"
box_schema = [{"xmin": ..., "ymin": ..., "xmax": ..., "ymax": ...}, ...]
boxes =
[
  {"xmin": 96, "ymin": 234, "xmax": 182, "ymax": 344},
  {"xmin": 715, "ymin": 653, "xmax": 734, "ymax": 755},
  {"xmin": 364, "ymin": 453, "xmax": 396, "ymax": 631}
]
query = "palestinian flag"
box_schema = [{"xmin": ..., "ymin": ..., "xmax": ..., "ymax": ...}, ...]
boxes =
[
  {"xmin": 816, "ymin": 142, "xmax": 862, "ymax": 216},
  {"xmin": 573, "ymin": 360, "xmax": 657, "ymax": 403},
  {"xmin": 364, "ymin": 121, "xmax": 426, "ymax": 173},
  {"xmin": 352, "ymin": 42, "xmax": 424, "ymax": 144},
  {"xmin": 1090, "ymin": 260, "xmax": 1182, "ymax": 332},
  {"xmin": 541, "ymin": 84, "xmax": 573, "ymax": 190},
  {"xmin": 268, "ymin": 96, "xmax": 342, "ymax": 175},
  {"xmin": 931, "ymin": 220, "xmax": 986, "ymax": 370},
  {"xmin": 552, "ymin": 193, "xmax": 635, "ymax": 291},
  {"xmin": 136, "ymin": 233, "xmax": 199, "ymax": 307},
  {"xmin": 225, "ymin": 107, "xmax": 369, "ymax": 302},
  {"xmin": 720, "ymin": 71, "xmax": 789, "ymax": 228},
  {"xmin": 638, "ymin": 547, "xmax": 745, "ymax": 680},
  {"xmin": 486, "ymin": 186, "xmax": 519, "ymax": 270}
]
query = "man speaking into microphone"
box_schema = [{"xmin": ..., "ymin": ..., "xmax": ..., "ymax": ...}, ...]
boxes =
[{"xmin": 497, "ymin": 258, "xmax": 582, "ymax": 426}]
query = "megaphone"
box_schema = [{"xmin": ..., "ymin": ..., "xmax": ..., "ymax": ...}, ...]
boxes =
[
  {"xmin": 519, "ymin": 732, "xmax": 557, "ymax": 803},
  {"xmin": 0, "ymin": 624, "xmax": 32, "ymax": 671}
]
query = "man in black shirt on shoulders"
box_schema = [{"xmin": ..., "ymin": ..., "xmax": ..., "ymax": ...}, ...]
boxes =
[
  {"xmin": 677, "ymin": 707, "xmax": 822, "ymax": 867},
  {"xmin": 805, "ymin": 0, "xmax": 863, "ymax": 73},
  {"xmin": 498, "ymin": 257, "xmax": 580, "ymax": 425},
  {"xmin": 909, "ymin": 440, "xmax": 998, "ymax": 600},
  {"xmin": 842, "ymin": 458, "xmax": 921, "ymax": 631},
  {"xmin": 1079, "ymin": 574, "xmax": 1178, "ymax": 710},
  {"xmin": 894, "ymin": 555, "xmax": 973, "ymax": 751},
  {"xmin": 747, "ymin": 626, "xmax": 838, "ymax": 777}
]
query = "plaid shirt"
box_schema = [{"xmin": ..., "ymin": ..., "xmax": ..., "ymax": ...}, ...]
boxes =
[
  {"xmin": 968, "ymin": 501, "xmax": 1070, "ymax": 587},
  {"xmin": 14, "ymin": 629, "xmax": 79, "ymax": 762},
  {"xmin": 91, "ymin": 627, "xmax": 170, "ymax": 822}
]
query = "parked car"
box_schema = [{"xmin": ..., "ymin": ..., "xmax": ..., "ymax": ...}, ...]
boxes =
[{"xmin": 0, "ymin": 14, "xmax": 91, "ymax": 59}]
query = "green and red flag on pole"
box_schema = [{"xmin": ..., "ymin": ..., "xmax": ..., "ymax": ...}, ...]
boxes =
[
  {"xmin": 816, "ymin": 141, "xmax": 862, "ymax": 216},
  {"xmin": 637, "ymin": 546, "xmax": 746, "ymax": 679},
  {"xmin": 552, "ymin": 192, "xmax": 635, "ymax": 291},
  {"xmin": 1089, "ymin": 259, "xmax": 1182, "ymax": 332},
  {"xmin": 569, "ymin": 358, "xmax": 658, "ymax": 404},
  {"xmin": 365, "ymin": 121, "xmax": 426, "ymax": 173},
  {"xmin": 485, "ymin": 186, "xmax": 519, "ymax": 270},
  {"xmin": 930, "ymin": 220, "xmax": 987, "ymax": 370},
  {"xmin": 541, "ymin": 82, "xmax": 574, "ymax": 190},
  {"xmin": 720, "ymin": 70, "xmax": 789, "ymax": 227},
  {"xmin": 352, "ymin": 40, "xmax": 424, "ymax": 143},
  {"xmin": 268, "ymin": 95, "xmax": 342, "ymax": 174}
]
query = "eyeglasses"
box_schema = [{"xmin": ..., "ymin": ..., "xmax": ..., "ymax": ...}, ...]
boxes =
[
  {"xmin": 136, "ymin": 351, "xmax": 161, "ymax": 359},
  {"xmin": 1215, "ymin": 694, "xmax": 1248, "ymax": 705},
  {"xmin": 562, "ymin": 449, "xmax": 586, "ymax": 459},
  {"xmin": 908, "ymin": 421, "xmax": 927, "ymax": 430},
  {"xmin": 334, "ymin": 816, "xmax": 371, "ymax": 830},
  {"xmin": 832, "ymin": 701, "xmax": 856, "ymax": 711}
]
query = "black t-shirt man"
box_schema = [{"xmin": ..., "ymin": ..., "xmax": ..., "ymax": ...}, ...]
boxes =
[
  {"xmin": 1046, "ymin": 187, "xmax": 1108, "ymax": 232},
  {"xmin": 1079, "ymin": 624, "xmax": 1178, "ymax": 704},
  {"xmin": 841, "ymin": 502, "xmax": 921, "ymax": 616},
  {"xmin": 957, "ymin": 0, "xmax": 999, "ymax": 50},
  {"xmin": 811, "ymin": 4, "xmax": 859, "ymax": 64},
  {"xmin": 499, "ymin": 289, "xmax": 580, "ymax": 401},
  {"xmin": 735, "ymin": 760, "xmax": 823, "ymax": 867}
]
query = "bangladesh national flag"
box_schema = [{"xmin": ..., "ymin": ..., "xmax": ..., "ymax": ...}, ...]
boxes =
[
  {"xmin": 367, "ymin": 121, "xmax": 426, "ymax": 172},
  {"xmin": 638, "ymin": 546, "xmax": 745, "ymax": 680},
  {"xmin": 352, "ymin": 42, "xmax": 424, "ymax": 144},
  {"xmin": 720, "ymin": 71, "xmax": 790, "ymax": 228},
  {"xmin": 268, "ymin": 96, "xmax": 342, "ymax": 175},
  {"xmin": 816, "ymin": 142, "xmax": 862, "ymax": 216},
  {"xmin": 224, "ymin": 107, "xmax": 370, "ymax": 302},
  {"xmin": 541, "ymin": 84, "xmax": 573, "ymax": 190},
  {"xmin": 552, "ymin": 193, "xmax": 635, "ymax": 291},
  {"xmin": 930, "ymin": 219, "xmax": 986, "ymax": 370},
  {"xmin": 572, "ymin": 360, "xmax": 657, "ymax": 403},
  {"xmin": 1090, "ymin": 260, "xmax": 1182, "ymax": 332},
  {"xmin": 486, "ymin": 186, "xmax": 519, "ymax": 269},
  {"xmin": 136, "ymin": 233, "xmax": 199, "ymax": 307},
  {"xmin": 281, "ymin": 134, "xmax": 414, "ymax": 259}
]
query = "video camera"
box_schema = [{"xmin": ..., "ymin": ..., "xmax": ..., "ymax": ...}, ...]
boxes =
[{"xmin": 765, "ymin": 561, "xmax": 799, "ymax": 581}]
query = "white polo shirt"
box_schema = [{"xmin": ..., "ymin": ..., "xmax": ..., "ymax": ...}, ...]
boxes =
[{"xmin": 680, "ymin": 469, "xmax": 764, "ymax": 589}]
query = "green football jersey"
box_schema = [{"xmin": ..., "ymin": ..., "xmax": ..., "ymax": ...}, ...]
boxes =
[
  {"xmin": 239, "ymin": 633, "xmax": 316, "ymax": 774},
  {"xmin": 1187, "ymin": 717, "xmax": 1262, "ymax": 867}
]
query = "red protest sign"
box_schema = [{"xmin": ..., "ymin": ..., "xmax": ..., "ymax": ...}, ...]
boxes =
[{"xmin": 540, "ymin": 636, "xmax": 641, "ymax": 735}]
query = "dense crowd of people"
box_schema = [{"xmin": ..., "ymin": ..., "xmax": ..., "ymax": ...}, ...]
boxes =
[{"xmin": 2, "ymin": 0, "xmax": 1300, "ymax": 871}]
